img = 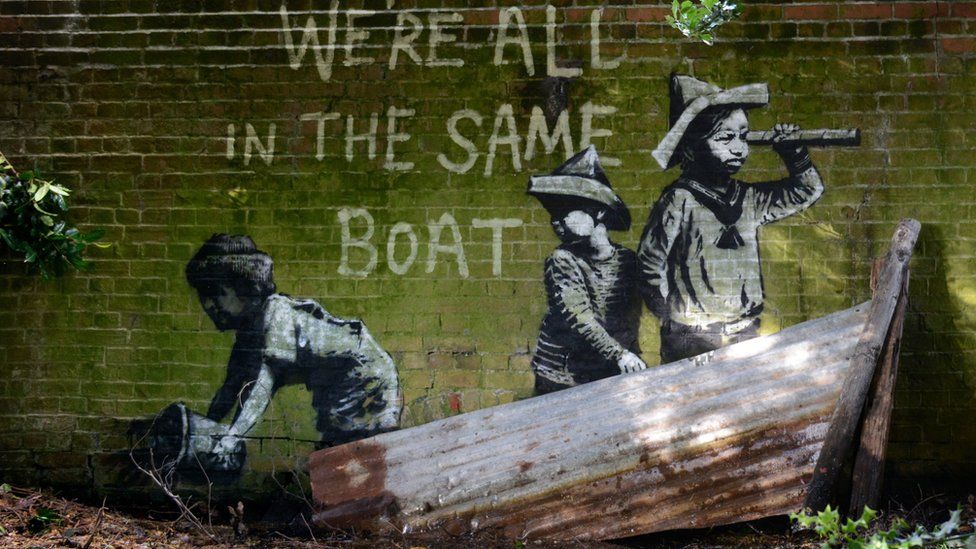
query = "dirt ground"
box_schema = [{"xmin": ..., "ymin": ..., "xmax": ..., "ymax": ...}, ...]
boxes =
[{"xmin": 0, "ymin": 484, "xmax": 972, "ymax": 548}]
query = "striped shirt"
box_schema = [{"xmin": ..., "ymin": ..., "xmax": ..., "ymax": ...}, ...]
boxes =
[{"xmin": 531, "ymin": 244, "xmax": 642, "ymax": 388}]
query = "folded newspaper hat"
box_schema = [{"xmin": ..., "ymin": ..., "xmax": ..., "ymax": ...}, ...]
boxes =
[
  {"xmin": 527, "ymin": 145, "xmax": 631, "ymax": 231},
  {"xmin": 652, "ymin": 73, "xmax": 769, "ymax": 170}
]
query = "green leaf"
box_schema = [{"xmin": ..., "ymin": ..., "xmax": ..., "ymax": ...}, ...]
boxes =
[
  {"xmin": 81, "ymin": 228, "xmax": 105, "ymax": 242},
  {"xmin": 32, "ymin": 201, "xmax": 57, "ymax": 216},
  {"xmin": 665, "ymin": 0, "xmax": 740, "ymax": 44},
  {"xmin": 33, "ymin": 182, "xmax": 50, "ymax": 202},
  {"xmin": 27, "ymin": 506, "xmax": 61, "ymax": 534},
  {"xmin": 0, "ymin": 152, "xmax": 104, "ymax": 278},
  {"xmin": 46, "ymin": 183, "xmax": 70, "ymax": 196},
  {"xmin": 860, "ymin": 507, "xmax": 878, "ymax": 524}
]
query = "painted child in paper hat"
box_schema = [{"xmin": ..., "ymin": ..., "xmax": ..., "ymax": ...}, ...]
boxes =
[
  {"xmin": 170, "ymin": 234, "xmax": 401, "ymax": 469},
  {"xmin": 640, "ymin": 74, "xmax": 824, "ymax": 363},
  {"xmin": 528, "ymin": 146, "xmax": 647, "ymax": 395}
]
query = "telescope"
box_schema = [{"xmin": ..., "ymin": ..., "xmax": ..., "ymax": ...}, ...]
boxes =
[
  {"xmin": 746, "ymin": 128, "xmax": 860, "ymax": 147},
  {"xmin": 653, "ymin": 126, "xmax": 861, "ymax": 169}
]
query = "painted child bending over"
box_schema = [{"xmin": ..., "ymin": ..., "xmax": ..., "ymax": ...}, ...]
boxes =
[
  {"xmin": 640, "ymin": 74, "xmax": 824, "ymax": 363},
  {"xmin": 185, "ymin": 234, "xmax": 401, "ymax": 457},
  {"xmin": 528, "ymin": 146, "xmax": 647, "ymax": 395}
]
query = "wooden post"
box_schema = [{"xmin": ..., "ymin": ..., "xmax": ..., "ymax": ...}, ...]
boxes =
[
  {"xmin": 848, "ymin": 272, "xmax": 908, "ymax": 513},
  {"xmin": 804, "ymin": 219, "xmax": 920, "ymax": 512}
]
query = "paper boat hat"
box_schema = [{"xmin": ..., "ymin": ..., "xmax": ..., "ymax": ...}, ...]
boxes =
[
  {"xmin": 527, "ymin": 145, "xmax": 631, "ymax": 231},
  {"xmin": 652, "ymin": 73, "xmax": 769, "ymax": 170}
]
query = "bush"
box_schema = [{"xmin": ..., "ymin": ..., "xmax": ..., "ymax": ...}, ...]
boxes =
[{"xmin": 0, "ymin": 152, "xmax": 106, "ymax": 279}]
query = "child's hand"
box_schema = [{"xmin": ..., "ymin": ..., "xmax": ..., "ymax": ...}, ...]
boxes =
[
  {"xmin": 213, "ymin": 433, "xmax": 243, "ymax": 457},
  {"xmin": 771, "ymin": 123, "xmax": 803, "ymax": 155},
  {"xmin": 618, "ymin": 351, "xmax": 648, "ymax": 374}
]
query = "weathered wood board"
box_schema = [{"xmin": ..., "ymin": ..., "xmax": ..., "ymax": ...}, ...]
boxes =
[
  {"xmin": 805, "ymin": 218, "xmax": 919, "ymax": 511},
  {"xmin": 850, "ymin": 274, "xmax": 908, "ymax": 512},
  {"xmin": 310, "ymin": 302, "xmax": 870, "ymax": 540}
]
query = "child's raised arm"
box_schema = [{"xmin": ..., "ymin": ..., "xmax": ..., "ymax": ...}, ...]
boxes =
[{"xmin": 751, "ymin": 124, "xmax": 825, "ymax": 224}]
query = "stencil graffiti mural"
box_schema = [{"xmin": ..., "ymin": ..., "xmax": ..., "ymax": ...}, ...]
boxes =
[
  {"xmin": 639, "ymin": 74, "xmax": 829, "ymax": 364},
  {"xmin": 132, "ymin": 235, "xmax": 401, "ymax": 472},
  {"xmin": 528, "ymin": 146, "xmax": 646, "ymax": 395}
]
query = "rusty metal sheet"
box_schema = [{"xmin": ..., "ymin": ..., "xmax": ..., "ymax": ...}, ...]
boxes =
[{"xmin": 311, "ymin": 302, "xmax": 869, "ymax": 540}]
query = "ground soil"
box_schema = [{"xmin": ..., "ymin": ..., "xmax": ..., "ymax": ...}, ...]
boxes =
[{"xmin": 1, "ymin": 485, "xmax": 972, "ymax": 548}]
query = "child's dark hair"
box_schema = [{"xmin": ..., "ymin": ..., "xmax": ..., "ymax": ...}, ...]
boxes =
[
  {"xmin": 186, "ymin": 234, "xmax": 276, "ymax": 300},
  {"xmin": 676, "ymin": 105, "xmax": 742, "ymax": 171}
]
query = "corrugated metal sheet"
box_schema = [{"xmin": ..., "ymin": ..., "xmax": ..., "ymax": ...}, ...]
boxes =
[{"xmin": 311, "ymin": 303, "xmax": 869, "ymax": 540}]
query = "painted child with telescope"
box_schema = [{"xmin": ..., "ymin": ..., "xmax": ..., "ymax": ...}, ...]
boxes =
[{"xmin": 640, "ymin": 74, "xmax": 829, "ymax": 363}]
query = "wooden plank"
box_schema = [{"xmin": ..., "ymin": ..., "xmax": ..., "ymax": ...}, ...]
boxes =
[
  {"xmin": 848, "ymin": 271, "xmax": 909, "ymax": 513},
  {"xmin": 804, "ymin": 218, "xmax": 920, "ymax": 512},
  {"xmin": 310, "ymin": 302, "xmax": 871, "ymax": 539}
]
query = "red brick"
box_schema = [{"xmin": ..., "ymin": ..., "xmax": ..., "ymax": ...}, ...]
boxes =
[
  {"xmin": 626, "ymin": 7, "xmax": 669, "ymax": 23},
  {"xmin": 565, "ymin": 8, "xmax": 590, "ymax": 23},
  {"xmin": 840, "ymin": 3, "xmax": 893, "ymax": 20},
  {"xmin": 462, "ymin": 9, "xmax": 497, "ymax": 25},
  {"xmin": 894, "ymin": 2, "xmax": 949, "ymax": 19},
  {"xmin": 784, "ymin": 4, "xmax": 838, "ymax": 20},
  {"xmin": 952, "ymin": 3, "xmax": 976, "ymax": 18},
  {"xmin": 941, "ymin": 37, "xmax": 975, "ymax": 54}
]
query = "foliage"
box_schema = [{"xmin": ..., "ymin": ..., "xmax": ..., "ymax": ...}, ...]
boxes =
[
  {"xmin": 0, "ymin": 152, "xmax": 107, "ymax": 279},
  {"xmin": 26, "ymin": 507, "xmax": 61, "ymax": 535},
  {"xmin": 790, "ymin": 505, "xmax": 976, "ymax": 548},
  {"xmin": 666, "ymin": 0, "xmax": 743, "ymax": 45}
]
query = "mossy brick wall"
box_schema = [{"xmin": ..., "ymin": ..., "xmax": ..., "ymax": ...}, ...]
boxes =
[{"xmin": 0, "ymin": 0, "xmax": 975, "ymax": 500}]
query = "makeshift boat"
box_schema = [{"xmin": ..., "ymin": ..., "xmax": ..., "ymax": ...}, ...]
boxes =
[{"xmin": 308, "ymin": 220, "xmax": 919, "ymax": 540}]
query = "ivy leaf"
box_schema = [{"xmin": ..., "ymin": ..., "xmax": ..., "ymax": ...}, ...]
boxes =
[{"xmin": 932, "ymin": 509, "xmax": 963, "ymax": 539}]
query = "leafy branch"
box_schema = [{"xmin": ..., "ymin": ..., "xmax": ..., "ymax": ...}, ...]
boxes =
[
  {"xmin": 666, "ymin": 0, "xmax": 743, "ymax": 45},
  {"xmin": 0, "ymin": 152, "xmax": 107, "ymax": 279}
]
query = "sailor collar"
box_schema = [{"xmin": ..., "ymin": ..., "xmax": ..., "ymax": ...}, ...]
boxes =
[{"xmin": 675, "ymin": 177, "xmax": 747, "ymax": 250}]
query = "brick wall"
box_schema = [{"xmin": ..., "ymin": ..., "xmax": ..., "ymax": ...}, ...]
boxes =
[{"xmin": 0, "ymin": 0, "xmax": 974, "ymax": 499}]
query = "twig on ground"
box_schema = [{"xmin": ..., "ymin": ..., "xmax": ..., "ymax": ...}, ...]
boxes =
[
  {"xmin": 128, "ymin": 415, "xmax": 222, "ymax": 544},
  {"xmin": 81, "ymin": 497, "xmax": 106, "ymax": 549},
  {"xmin": 301, "ymin": 512, "xmax": 318, "ymax": 544},
  {"xmin": 273, "ymin": 529, "xmax": 299, "ymax": 542}
]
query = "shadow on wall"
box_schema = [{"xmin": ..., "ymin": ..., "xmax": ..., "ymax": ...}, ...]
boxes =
[{"xmin": 889, "ymin": 223, "xmax": 976, "ymax": 490}]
